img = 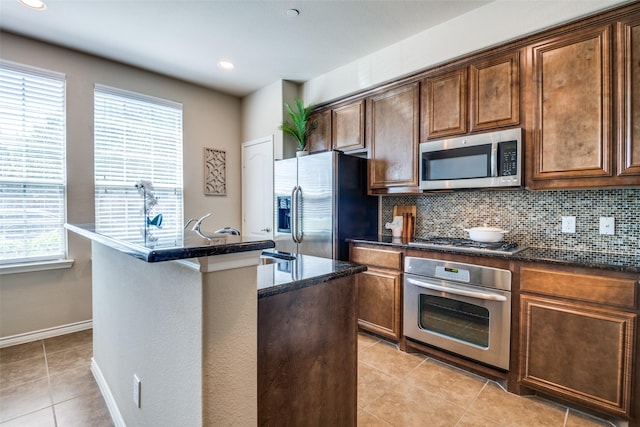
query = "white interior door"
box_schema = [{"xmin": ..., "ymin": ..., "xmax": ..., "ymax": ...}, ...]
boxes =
[{"xmin": 242, "ymin": 136, "xmax": 274, "ymax": 239}]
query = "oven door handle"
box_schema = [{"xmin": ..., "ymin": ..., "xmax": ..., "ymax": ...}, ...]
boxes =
[{"xmin": 406, "ymin": 277, "xmax": 507, "ymax": 302}]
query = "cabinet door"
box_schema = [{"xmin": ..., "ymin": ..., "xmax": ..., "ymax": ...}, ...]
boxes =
[
  {"xmin": 306, "ymin": 109, "xmax": 331, "ymax": 154},
  {"xmin": 617, "ymin": 16, "xmax": 640, "ymax": 177},
  {"xmin": 421, "ymin": 68, "xmax": 467, "ymax": 139},
  {"xmin": 520, "ymin": 295, "xmax": 636, "ymax": 417},
  {"xmin": 332, "ymin": 99, "xmax": 365, "ymax": 151},
  {"xmin": 529, "ymin": 25, "xmax": 613, "ymax": 186},
  {"xmin": 368, "ymin": 83, "xmax": 420, "ymax": 191},
  {"xmin": 470, "ymin": 51, "xmax": 520, "ymax": 131},
  {"xmin": 356, "ymin": 269, "xmax": 402, "ymax": 342}
]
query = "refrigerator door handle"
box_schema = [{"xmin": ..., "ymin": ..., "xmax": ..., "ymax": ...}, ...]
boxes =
[
  {"xmin": 291, "ymin": 186, "xmax": 300, "ymax": 244},
  {"xmin": 295, "ymin": 186, "xmax": 303, "ymax": 243}
]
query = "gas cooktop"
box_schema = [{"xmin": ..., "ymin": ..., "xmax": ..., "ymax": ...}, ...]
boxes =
[{"xmin": 408, "ymin": 236, "xmax": 527, "ymax": 255}]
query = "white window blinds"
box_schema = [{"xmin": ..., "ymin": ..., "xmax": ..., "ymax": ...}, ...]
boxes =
[
  {"xmin": 0, "ymin": 61, "xmax": 66, "ymax": 264},
  {"xmin": 94, "ymin": 85, "xmax": 183, "ymax": 245}
]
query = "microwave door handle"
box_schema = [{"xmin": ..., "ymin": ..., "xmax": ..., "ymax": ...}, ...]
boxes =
[
  {"xmin": 490, "ymin": 143, "xmax": 498, "ymax": 177},
  {"xmin": 406, "ymin": 277, "xmax": 507, "ymax": 302}
]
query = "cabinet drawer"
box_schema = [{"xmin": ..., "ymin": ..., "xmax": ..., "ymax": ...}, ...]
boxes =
[
  {"xmin": 520, "ymin": 267, "xmax": 638, "ymax": 309},
  {"xmin": 351, "ymin": 246, "xmax": 403, "ymax": 270}
]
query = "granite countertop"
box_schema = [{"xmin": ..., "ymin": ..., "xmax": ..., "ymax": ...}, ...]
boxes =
[
  {"xmin": 257, "ymin": 250, "xmax": 367, "ymax": 298},
  {"xmin": 65, "ymin": 223, "xmax": 275, "ymax": 262},
  {"xmin": 347, "ymin": 236, "xmax": 640, "ymax": 274}
]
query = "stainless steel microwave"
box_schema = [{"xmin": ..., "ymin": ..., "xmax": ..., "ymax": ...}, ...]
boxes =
[{"xmin": 419, "ymin": 128, "xmax": 522, "ymax": 191}]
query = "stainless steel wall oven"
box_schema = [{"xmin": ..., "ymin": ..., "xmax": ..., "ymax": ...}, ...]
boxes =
[{"xmin": 403, "ymin": 257, "xmax": 512, "ymax": 370}]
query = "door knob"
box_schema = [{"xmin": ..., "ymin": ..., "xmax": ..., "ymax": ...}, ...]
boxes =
[{"xmin": 261, "ymin": 227, "xmax": 272, "ymax": 232}]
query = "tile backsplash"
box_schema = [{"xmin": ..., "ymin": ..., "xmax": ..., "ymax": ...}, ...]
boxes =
[{"xmin": 381, "ymin": 188, "xmax": 640, "ymax": 255}]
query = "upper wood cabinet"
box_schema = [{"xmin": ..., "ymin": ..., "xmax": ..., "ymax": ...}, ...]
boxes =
[
  {"xmin": 616, "ymin": 15, "xmax": 640, "ymax": 178},
  {"xmin": 367, "ymin": 83, "xmax": 420, "ymax": 193},
  {"xmin": 528, "ymin": 25, "xmax": 614, "ymax": 188},
  {"xmin": 306, "ymin": 109, "xmax": 331, "ymax": 154},
  {"xmin": 421, "ymin": 51, "xmax": 521, "ymax": 140},
  {"xmin": 470, "ymin": 52, "xmax": 520, "ymax": 131},
  {"xmin": 332, "ymin": 99, "xmax": 365, "ymax": 152},
  {"xmin": 421, "ymin": 68, "xmax": 468, "ymax": 139}
]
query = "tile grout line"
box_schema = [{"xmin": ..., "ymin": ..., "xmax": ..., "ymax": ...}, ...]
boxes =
[
  {"xmin": 452, "ymin": 380, "xmax": 490, "ymax": 427},
  {"xmin": 562, "ymin": 407, "xmax": 569, "ymax": 427},
  {"xmin": 42, "ymin": 340, "xmax": 59, "ymax": 427}
]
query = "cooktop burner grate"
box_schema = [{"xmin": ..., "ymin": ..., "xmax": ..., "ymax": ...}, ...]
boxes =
[{"xmin": 409, "ymin": 237, "xmax": 526, "ymax": 255}]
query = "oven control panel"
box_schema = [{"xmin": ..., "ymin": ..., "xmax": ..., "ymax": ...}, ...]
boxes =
[
  {"xmin": 405, "ymin": 256, "xmax": 512, "ymax": 291},
  {"xmin": 435, "ymin": 266, "xmax": 470, "ymax": 283}
]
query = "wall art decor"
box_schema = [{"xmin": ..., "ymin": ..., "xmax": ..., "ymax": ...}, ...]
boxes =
[{"xmin": 204, "ymin": 148, "xmax": 226, "ymax": 196}]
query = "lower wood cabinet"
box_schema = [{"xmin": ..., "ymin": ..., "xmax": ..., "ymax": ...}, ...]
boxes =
[
  {"xmin": 520, "ymin": 294, "xmax": 636, "ymax": 417},
  {"xmin": 518, "ymin": 265, "xmax": 639, "ymax": 420},
  {"xmin": 350, "ymin": 244, "xmax": 403, "ymax": 342},
  {"xmin": 258, "ymin": 276, "xmax": 357, "ymax": 426},
  {"xmin": 355, "ymin": 269, "xmax": 402, "ymax": 341}
]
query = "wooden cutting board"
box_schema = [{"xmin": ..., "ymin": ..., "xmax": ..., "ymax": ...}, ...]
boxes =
[
  {"xmin": 393, "ymin": 205, "xmax": 416, "ymax": 219},
  {"xmin": 392, "ymin": 205, "xmax": 416, "ymax": 239}
]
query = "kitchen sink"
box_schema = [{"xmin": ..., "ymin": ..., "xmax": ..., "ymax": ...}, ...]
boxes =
[
  {"xmin": 260, "ymin": 256, "xmax": 281, "ymax": 265},
  {"xmin": 260, "ymin": 250, "xmax": 296, "ymax": 265}
]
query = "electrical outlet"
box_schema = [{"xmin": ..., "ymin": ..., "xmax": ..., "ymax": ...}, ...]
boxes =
[
  {"xmin": 561, "ymin": 216, "xmax": 576, "ymax": 233},
  {"xmin": 133, "ymin": 374, "xmax": 141, "ymax": 408},
  {"xmin": 599, "ymin": 217, "xmax": 615, "ymax": 235}
]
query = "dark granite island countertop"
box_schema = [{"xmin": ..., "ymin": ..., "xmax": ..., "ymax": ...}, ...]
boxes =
[
  {"xmin": 65, "ymin": 223, "xmax": 275, "ymax": 262},
  {"xmin": 257, "ymin": 250, "xmax": 367, "ymax": 298}
]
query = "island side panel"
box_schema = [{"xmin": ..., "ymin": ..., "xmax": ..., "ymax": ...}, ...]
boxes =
[
  {"xmin": 91, "ymin": 241, "xmax": 203, "ymax": 427},
  {"xmin": 257, "ymin": 275, "xmax": 358, "ymax": 426},
  {"xmin": 202, "ymin": 265, "xmax": 258, "ymax": 426}
]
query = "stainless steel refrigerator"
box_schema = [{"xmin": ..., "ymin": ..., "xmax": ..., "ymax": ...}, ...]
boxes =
[{"xmin": 273, "ymin": 151, "xmax": 378, "ymax": 260}]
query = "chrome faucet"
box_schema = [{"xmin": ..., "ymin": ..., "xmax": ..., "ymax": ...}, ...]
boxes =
[
  {"xmin": 191, "ymin": 213, "xmax": 211, "ymax": 233},
  {"xmin": 184, "ymin": 213, "xmax": 212, "ymax": 233}
]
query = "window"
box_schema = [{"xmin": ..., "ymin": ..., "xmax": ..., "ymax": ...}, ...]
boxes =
[
  {"xmin": 0, "ymin": 61, "xmax": 66, "ymax": 264},
  {"xmin": 94, "ymin": 85, "xmax": 183, "ymax": 245}
]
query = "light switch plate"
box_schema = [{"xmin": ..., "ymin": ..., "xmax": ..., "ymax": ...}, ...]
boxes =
[
  {"xmin": 599, "ymin": 217, "xmax": 615, "ymax": 235},
  {"xmin": 561, "ymin": 216, "xmax": 576, "ymax": 233}
]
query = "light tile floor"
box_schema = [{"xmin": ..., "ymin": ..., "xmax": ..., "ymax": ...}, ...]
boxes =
[
  {"xmin": 357, "ymin": 333, "xmax": 618, "ymax": 427},
  {"xmin": 0, "ymin": 330, "xmax": 112, "ymax": 427},
  {"xmin": 0, "ymin": 330, "xmax": 620, "ymax": 426}
]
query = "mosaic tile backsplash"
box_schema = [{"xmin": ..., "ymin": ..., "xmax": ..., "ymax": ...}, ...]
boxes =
[{"xmin": 381, "ymin": 188, "xmax": 640, "ymax": 255}]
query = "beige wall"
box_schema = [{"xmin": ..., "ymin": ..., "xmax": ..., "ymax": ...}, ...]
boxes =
[
  {"xmin": 0, "ymin": 32, "xmax": 242, "ymax": 339},
  {"xmin": 241, "ymin": 79, "xmax": 300, "ymax": 160}
]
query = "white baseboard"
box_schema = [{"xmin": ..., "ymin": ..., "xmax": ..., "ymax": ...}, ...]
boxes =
[
  {"xmin": 91, "ymin": 357, "xmax": 126, "ymax": 427},
  {"xmin": 0, "ymin": 320, "xmax": 93, "ymax": 348}
]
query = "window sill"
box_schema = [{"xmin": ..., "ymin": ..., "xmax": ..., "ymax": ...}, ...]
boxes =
[{"xmin": 0, "ymin": 259, "xmax": 75, "ymax": 275}]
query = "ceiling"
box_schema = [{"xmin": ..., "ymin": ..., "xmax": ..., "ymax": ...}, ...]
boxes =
[{"xmin": 0, "ymin": 0, "xmax": 494, "ymax": 97}]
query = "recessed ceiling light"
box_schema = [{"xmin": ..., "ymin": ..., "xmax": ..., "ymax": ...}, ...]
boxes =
[
  {"xmin": 286, "ymin": 9, "xmax": 299, "ymax": 17},
  {"xmin": 17, "ymin": 0, "xmax": 46, "ymax": 10},
  {"xmin": 217, "ymin": 61, "xmax": 235, "ymax": 71}
]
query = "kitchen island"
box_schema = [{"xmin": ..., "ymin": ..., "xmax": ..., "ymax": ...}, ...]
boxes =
[
  {"xmin": 66, "ymin": 224, "xmax": 365, "ymax": 427},
  {"xmin": 257, "ymin": 251, "xmax": 366, "ymax": 426}
]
